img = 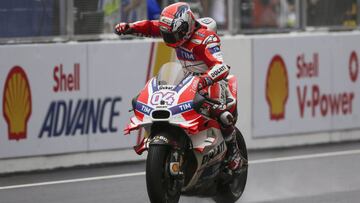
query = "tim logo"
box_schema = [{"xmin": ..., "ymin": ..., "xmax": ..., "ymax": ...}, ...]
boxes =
[
  {"xmin": 265, "ymin": 55, "xmax": 289, "ymax": 121},
  {"xmin": 176, "ymin": 48, "xmax": 195, "ymax": 61},
  {"xmin": 3, "ymin": 66, "xmax": 32, "ymax": 140}
]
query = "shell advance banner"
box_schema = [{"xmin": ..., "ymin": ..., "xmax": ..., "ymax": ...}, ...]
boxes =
[
  {"xmin": 253, "ymin": 34, "xmax": 360, "ymax": 137},
  {"xmin": 0, "ymin": 42, "xmax": 165, "ymax": 159}
]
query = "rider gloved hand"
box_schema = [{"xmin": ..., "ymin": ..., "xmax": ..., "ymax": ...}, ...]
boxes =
[
  {"xmin": 114, "ymin": 23, "xmax": 133, "ymax": 35},
  {"xmin": 197, "ymin": 76, "xmax": 213, "ymax": 90}
]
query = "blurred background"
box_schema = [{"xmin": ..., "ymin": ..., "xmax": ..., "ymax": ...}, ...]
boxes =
[
  {"xmin": 1, "ymin": 1, "xmax": 360, "ymax": 203},
  {"xmin": 0, "ymin": 0, "xmax": 358, "ymax": 43}
]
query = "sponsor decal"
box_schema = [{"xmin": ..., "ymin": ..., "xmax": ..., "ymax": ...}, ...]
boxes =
[
  {"xmin": 349, "ymin": 51, "xmax": 359, "ymax": 83},
  {"xmin": 160, "ymin": 16, "xmax": 173, "ymax": 26},
  {"xmin": 176, "ymin": 48, "xmax": 195, "ymax": 61},
  {"xmin": 265, "ymin": 55, "xmax": 289, "ymax": 120},
  {"xmin": 201, "ymin": 141, "xmax": 226, "ymax": 165},
  {"xmin": 190, "ymin": 39, "xmax": 202, "ymax": 45},
  {"xmin": 209, "ymin": 64, "xmax": 227, "ymax": 79},
  {"xmin": 38, "ymin": 97, "xmax": 121, "ymax": 138},
  {"xmin": 208, "ymin": 45, "xmax": 221, "ymax": 54},
  {"xmin": 152, "ymin": 135, "xmax": 169, "ymax": 143},
  {"xmin": 159, "ymin": 25, "xmax": 170, "ymax": 32},
  {"xmin": 169, "ymin": 101, "xmax": 193, "ymax": 115},
  {"xmin": 195, "ymin": 31, "xmax": 205, "ymax": 38},
  {"xmin": 3, "ymin": 66, "xmax": 32, "ymax": 141},
  {"xmin": 135, "ymin": 102, "xmax": 153, "ymax": 116},
  {"xmin": 159, "ymin": 85, "xmax": 174, "ymax": 90}
]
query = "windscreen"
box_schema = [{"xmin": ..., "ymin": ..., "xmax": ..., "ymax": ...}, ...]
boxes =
[{"xmin": 156, "ymin": 62, "xmax": 186, "ymax": 86}]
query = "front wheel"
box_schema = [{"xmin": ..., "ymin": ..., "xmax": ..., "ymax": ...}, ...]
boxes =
[{"xmin": 146, "ymin": 145, "xmax": 181, "ymax": 203}]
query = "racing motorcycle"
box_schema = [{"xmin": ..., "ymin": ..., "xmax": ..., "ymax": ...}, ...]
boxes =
[{"xmin": 124, "ymin": 62, "xmax": 248, "ymax": 203}]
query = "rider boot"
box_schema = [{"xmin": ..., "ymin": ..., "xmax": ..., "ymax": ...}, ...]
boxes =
[
  {"xmin": 211, "ymin": 108, "xmax": 247, "ymax": 171},
  {"xmin": 222, "ymin": 124, "xmax": 244, "ymax": 171}
]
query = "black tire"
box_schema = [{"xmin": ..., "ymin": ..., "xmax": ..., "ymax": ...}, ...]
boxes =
[
  {"xmin": 146, "ymin": 145, "xmax": 181, "ymax": 203},
  {"xmin": 216, "ymin": 128, "xmax": 248, "ymax": 203}
]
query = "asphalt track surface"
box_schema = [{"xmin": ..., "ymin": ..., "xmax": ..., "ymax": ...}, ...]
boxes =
[{"xmin": 2, "ymin": 141, "xmax": 360, "ymax": 203}]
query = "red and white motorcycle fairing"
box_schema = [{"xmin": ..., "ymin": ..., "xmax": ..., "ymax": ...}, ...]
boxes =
[
  {"xmin": 125, "ymin": 63, "xmax": 228, "ymax": 155},
  {"xmin": 124, "ymin": 63, "xmax": 246, "ymax": 200}
]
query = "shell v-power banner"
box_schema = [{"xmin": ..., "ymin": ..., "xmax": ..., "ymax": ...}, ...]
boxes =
[{"xmin": 253, "ymin": 34, "xmax": 360, "ymax": 137}]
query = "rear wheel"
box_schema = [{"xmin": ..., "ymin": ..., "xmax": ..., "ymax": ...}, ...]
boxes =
[
  {"xmin": 216, "ymin": 128, "xmax": 248, "ymax": 203},
  {"xmin": 146, "ymin": 145, "xmax": 181, "ymax": 203}
]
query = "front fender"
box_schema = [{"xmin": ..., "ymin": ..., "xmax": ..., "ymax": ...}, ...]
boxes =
[
  {"xmin": 149, "ymin": 123, "xmax": 189, "ymax": 149},
  {"xmin": 133, "ymin": 132, "xmax": 175, "ymax": 155},
  {"xmin": 133, "ymin": 123, "xmax": 190, "ymax": 155},
  {"xmin": 150, "ymin": 134, "xmax": 173, "ymax": 146}
]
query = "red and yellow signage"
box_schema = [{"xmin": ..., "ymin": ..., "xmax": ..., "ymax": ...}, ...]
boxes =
[
  {"xmin": 265, "ymin": 55, "xmax": 289, "ymax": 121},
  {"xmin": 3, "ymin": 66, "xmax": 32, "ymax": 141}
]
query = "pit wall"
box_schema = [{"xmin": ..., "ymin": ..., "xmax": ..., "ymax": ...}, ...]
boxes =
[{"xmin": 1, "ymin": 32, "xmax": 360, "ymax": 173}]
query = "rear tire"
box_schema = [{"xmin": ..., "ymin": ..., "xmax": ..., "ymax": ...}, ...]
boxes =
[
  {"xmin": 216, "ymin": 128, "xmax": 248, "ymax": 203},
  {"xmin": 146, "ymin": 145, "xmax": 181, "ymax": 203}
]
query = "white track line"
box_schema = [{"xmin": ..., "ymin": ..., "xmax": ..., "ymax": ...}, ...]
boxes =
[
  {"xmin": 1, "ymin": 149, "xmax": 360, "ymax": 190},
  {"xmin": 250, "ymin": 149, "xmax": 360, "ymax": 164},
  {"xmin": 0, "ymin": 172, "xmax": 145, "ymax": 190}
]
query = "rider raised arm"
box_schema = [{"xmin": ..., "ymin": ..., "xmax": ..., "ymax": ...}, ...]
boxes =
[
  {"xmin": 115, "ymin": 20, "xmax": 161, "ymax": 37},
  {"xmin": 115, "ymin": 2, "xmax": 245, "ymax": 171}
]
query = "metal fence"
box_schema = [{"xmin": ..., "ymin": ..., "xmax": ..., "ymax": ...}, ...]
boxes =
[{"xmin": 0, "ymin": 0, "xmax": 359, "ymax": 44}]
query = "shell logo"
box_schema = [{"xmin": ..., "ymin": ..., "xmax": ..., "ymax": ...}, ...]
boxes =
[
  {"xmin": 2, "ymin": 66, "xmax": 32, "ymax": 141},
  {"xmin": 265, "ymin": 55, "xmax": 289, "ymax": 121}
]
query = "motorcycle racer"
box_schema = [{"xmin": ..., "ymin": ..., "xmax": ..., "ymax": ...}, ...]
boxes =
[{"xmin": 115, "ymin": 2, "xmax": 246, "ymax": 171}]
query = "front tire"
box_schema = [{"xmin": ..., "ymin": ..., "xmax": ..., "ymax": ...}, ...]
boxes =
[{"xmin": 146, "ymin": 145, "xmax": 181, "ymax": 203}]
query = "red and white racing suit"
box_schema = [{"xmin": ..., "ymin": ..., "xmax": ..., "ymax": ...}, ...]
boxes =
[{"xmin": 126, "ymin": 20, "xmax": 237, "ymax": 121}]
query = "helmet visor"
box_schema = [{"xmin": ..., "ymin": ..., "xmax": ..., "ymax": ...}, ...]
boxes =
[
  {"xmin": 160, "ymin": 22, "xmax": 188, "ymax": 45},
  {"xmin": 160, "ymin": 30, "xmax": 181, "ymax": 44}
]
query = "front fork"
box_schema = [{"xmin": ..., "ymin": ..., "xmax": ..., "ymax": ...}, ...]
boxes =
[
  {"xmin": 169, "ymin": 150, "xmax": 184, "ymax": 178},
  {"xmin": 165, "ymin": 148, "xmax": 186, "ymax": 194}
]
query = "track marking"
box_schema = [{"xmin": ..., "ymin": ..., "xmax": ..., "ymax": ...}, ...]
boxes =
[
  {"xmin": 0, "ymin": 172, "xmax": 145, "ymax": 190},
  {"xmin": 1, "ymin": 149, "xmax": 360, "ymax": 190},
  {"xmin": 250, "ymin": 149, "xmax": 360, "ymax": 164}
]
